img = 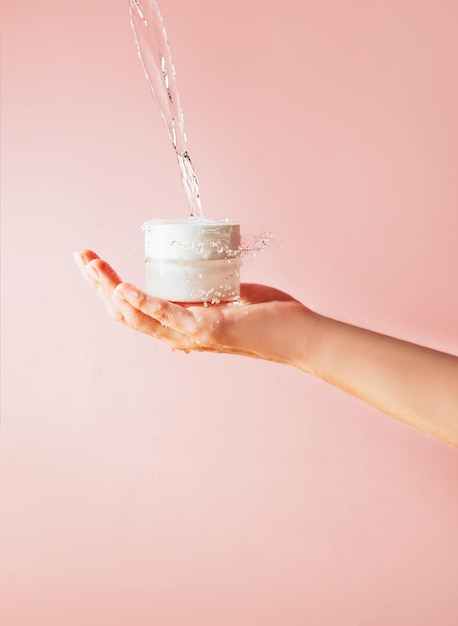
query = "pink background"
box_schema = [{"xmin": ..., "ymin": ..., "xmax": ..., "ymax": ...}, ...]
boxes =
[{"xmin": 2, "ymin": 0, "xmax": 458, "ymax": 624}]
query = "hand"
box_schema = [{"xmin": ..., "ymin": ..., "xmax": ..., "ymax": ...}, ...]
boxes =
[
  {"xmin": 74, "ymin": 250, "xmax": 458, "ymax": 445},
  {"xmin": 74, "ymin": 250, "xmax": 316, "ymax": 369}
]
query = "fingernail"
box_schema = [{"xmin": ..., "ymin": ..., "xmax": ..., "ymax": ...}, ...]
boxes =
[
  {"xmin": 73, "ymin": 251, "xmax": 85, "ymax": 269},
  {"xmin": 85, "ymin": 263, "xmax": 99, "ymax": 280}
]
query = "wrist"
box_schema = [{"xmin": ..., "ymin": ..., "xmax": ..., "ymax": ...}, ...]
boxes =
[{"xmin": 292, "ymin": 308, "xmax": 324, "ymax": 374}]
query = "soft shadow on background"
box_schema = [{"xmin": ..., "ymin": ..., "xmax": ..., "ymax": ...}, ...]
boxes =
[{"xmin": 1, "ymin": 1, "xmax": 458, "ymax": 624}]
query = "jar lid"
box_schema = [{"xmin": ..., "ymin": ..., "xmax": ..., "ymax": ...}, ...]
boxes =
[{"xmin": 143, "ymin": 217, "xmax": 241, "ymax": 261}]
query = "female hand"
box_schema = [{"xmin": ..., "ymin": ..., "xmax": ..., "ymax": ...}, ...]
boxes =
[
  {"xmin": 74, "ymin": 249, "xmax": 458, "ymax": 445},
  {"xmin": 74, "ymin": 250, "xmax": 316, "ymax": 370}
]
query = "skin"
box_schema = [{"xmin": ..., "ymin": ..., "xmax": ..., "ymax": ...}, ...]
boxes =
[{"xmin": 74, "ymin": 250, "xmax": 458, "ymax": 447}]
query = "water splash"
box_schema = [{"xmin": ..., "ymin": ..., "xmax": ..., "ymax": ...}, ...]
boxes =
[
  {"xmin": 208, "ymin": 231, "xmax": 277, "ymax": 260},
  {"xmin": 129, "ymin": 0, "xmax": 203, "ymax": 217},
  {"xmin": 156, "ymin": 229, "xmax": 276, "ymax": 260}
]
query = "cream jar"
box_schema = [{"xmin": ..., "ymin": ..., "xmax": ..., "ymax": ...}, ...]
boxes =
[{"xmin": 143, "ymin": 218, "xmax": 241, "ymax": 303}]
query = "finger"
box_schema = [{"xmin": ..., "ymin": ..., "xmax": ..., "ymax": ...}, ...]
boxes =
[
  {"xmin": 80, "ymin": 249, "xmax": 100, "ymax": 265},
  {"xmin": 85, "ymin": 258, "xmax": 122, "ymax": 289},
  {"xmin": 74, "ymin": 251, "xmax": 107, "ymax": 292},
  {"xmin": 114, "ymin": 283, "xmax": 199, "ymax": 334},
  {"xmin": 73, "ymin": 249, "xmax": 100, "ymax": 269},
  {"xmin": 111, "ymin": 294, "xmax": 196, "ymax": 350},
  {"xmin": 74, "ymin": 252, "xmax": 202, "ymax": 351},
  {"xmin": 80, "ymin": 258, "xmax": 125, "ymax": 321}
]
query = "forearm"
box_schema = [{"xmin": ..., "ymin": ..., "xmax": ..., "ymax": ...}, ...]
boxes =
[{"xmin": 300, "ymin": 314, "xmax": 458, "ymax": 446}]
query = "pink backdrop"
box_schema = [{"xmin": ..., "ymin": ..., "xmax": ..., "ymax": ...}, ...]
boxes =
[{"xmin": 2, "ymin": 1, "xmax": 458, "ymax": 624}]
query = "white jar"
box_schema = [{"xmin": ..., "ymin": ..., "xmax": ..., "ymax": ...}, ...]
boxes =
[{"xmin": 143, "ymin": 218, "xmax": 241, "ymax": 303}]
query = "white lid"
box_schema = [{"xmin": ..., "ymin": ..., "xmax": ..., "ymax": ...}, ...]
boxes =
[{"xmin": 143, "ymin": 217, "xmax": 241, "ymax": 261}]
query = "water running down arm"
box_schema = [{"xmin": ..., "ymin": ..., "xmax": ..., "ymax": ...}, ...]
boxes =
[{"xmin": 74, "ymin": 250, "xmax": 458, "ymax": 447}]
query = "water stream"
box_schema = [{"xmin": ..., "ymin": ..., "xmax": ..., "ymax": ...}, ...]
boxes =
[{"xmin": 129, "ymin": 0, "xmax": 203, "ymax": 217}]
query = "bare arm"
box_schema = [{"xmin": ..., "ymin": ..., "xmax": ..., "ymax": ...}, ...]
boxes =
[
  {"xmin": 304, "ymin": 316, "xmax": 458, "ymax": 446},
  {"xmin": 75, "ymin": 250, "xmax": 458, "ymax": 447}
]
